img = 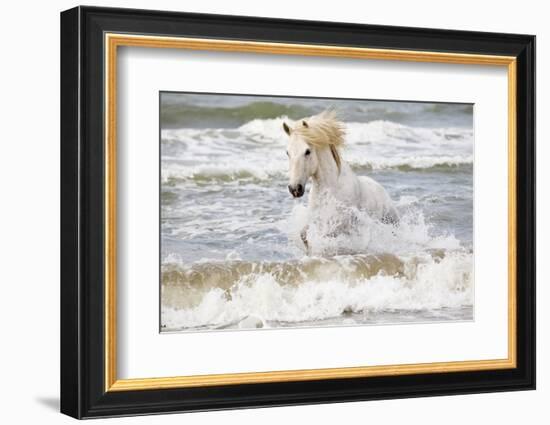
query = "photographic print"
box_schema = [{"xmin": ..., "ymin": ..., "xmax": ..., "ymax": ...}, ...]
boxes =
[{"xmin": 160, "ymin": 93, "xmax": 474, "ymax": 333}]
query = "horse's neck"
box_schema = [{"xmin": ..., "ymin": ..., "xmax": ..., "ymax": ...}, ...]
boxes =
[{"xmin": 312, "ymin": 147, "xmax": 341, "ymax": 191}]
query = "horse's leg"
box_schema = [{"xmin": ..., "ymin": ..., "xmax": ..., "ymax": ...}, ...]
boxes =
[
  {"xmin": 381, "ymin": 214, "xmax": 398, "ymax": 225},
  {"xmin": 381, "ymin": 207, "xmax": 399, "ymax": 226},
  {"xmin": 381, "ymin": 210, "xmax": 399, "ymax": 237},
  {"xmin": 300, "ymin": 225, "xmax": 310, "ymax": 254}
]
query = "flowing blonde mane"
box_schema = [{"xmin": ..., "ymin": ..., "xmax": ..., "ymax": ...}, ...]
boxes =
[{"xmin": 292, "ymin": 110, "xmax": 345, "ymax": 172}]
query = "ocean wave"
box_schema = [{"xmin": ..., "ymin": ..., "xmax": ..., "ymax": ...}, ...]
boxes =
[
  {"xmin": 161, "ymin": 250, "xmax": 472, "ymax": 331},
  {"xmin": 345, "ymin": 120, "xmax": 473, "ymax": 146},
  {"xmin": 161, "ymin": 117, "xmax": 472, "ymax": 184},
  {"xmin": 161, "ymin": 101, "xmax": 313, "ymax": 129},
  {"xmin": 235, "ymin": 117, "xmax": 473, "ymax": 147},
  {"xmin": 351, "ymin": 156, "xmax": 473, "ymax": 172},
  {"xmin": 162, "ymin": 253, "xmax": 408, "ymax": 293},
  {"xmin": 161, "ymin": 162, "xmax": 282, "ymax": 184},
  {"xmin": 160, "ymin": 93, "xmax": 473, "ymax": 129},
  {"xmin": 161, "ymin": 158, "xmax": 472, "ymax": 185},
  {"xmin": 162, "ymin": 201, "xmax": 472, "ymax": 331},
  {"xmin": 162, "ymin": 118, "xmax": 472, "ymax": 148}
]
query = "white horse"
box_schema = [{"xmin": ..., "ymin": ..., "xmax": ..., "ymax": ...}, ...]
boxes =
[{"xmin": 283, "ymin": 110, "xmax": 398, "ymax": 251}]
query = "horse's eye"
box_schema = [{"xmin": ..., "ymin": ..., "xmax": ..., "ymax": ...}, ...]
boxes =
[
  {"xmin": 286, "ymin": 151, "xmax": 289, "ymax": 157},
  {"xmin": 305, "ymin": 149, "xmax": 311, "ymax": 156}
]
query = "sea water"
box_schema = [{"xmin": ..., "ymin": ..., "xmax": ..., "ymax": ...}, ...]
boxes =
[{"xmin": 160, "ymin": 94, "xmax": 474, "ymax": 332}]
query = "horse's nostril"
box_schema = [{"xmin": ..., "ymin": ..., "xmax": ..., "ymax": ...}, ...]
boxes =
[{"xmin": 288, "ymin": 184, "xmax": 304, "ymax": 197}]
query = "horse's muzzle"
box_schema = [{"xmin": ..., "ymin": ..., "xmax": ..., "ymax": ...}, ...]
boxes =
[{"xmin": 288, "ymin": 184, "xmax": 304, "ymax": 198}]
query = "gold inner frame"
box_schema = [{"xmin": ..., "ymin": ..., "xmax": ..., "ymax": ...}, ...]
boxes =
[{"xmin": 104, "ymin": 33, "xmax": 517, "ymax": 392}]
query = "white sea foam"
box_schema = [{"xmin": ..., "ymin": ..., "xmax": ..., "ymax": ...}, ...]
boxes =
[
  {"xmin": 161, "ymin": 250, "xmax": 472, "ymax": 331},
  {"xmin": 161, "ymin": 118, "xmax": 473, "ymax": 183},
  {"xmin": 286, "ymin": 195, "xmax": 461, "ymax": 258},
  {"xmin": 345, "ymin": 120, "xmax": 472, "ymax": 146}
]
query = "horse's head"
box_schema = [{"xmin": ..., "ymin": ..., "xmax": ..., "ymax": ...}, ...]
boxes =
[
  {"xmin": 283, "ymin": 111, "xmax": 345, "ymax": 198},
  {"xmin": 283, "ymin": 119, "xmax": 319, "ymax": 198}
]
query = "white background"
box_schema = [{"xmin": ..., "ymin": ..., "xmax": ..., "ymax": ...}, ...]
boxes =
[
  {"xmin": 118, "ymin": 48, "xmax": 508, "ymax": 378},
  {"xmin": 0, "ymin": 0, "xmax": 545, "ymax": 424}
]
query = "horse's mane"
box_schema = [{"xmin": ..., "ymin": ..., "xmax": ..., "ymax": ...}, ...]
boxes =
[{"xmin": 293, "ymin": 110, "xmax": 345, "ymax": 173}]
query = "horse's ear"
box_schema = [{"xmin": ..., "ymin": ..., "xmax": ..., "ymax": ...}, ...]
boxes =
[
  {"xmin": 302, "ymin": 120, "xmax": 308, "ymax": 128},
  {"xmin": 283, "ymin": 122, "xmax": 291, "ymax": 136}
]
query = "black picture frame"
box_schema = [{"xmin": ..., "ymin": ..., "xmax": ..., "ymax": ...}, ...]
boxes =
[{"xmin": 61, "ymin": 5, "xmax": 535, "ymax": 419}]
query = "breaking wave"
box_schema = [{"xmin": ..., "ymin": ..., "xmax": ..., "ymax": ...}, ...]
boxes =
[
  {"xmin": 162, "ymin": 204, "xmax": 473, "ymax": 331},
  {"xmin": 161, "ymin": 118, "xmax": 473, "ymax": 184},
  {"xmin": 162, "ymin": 251, "xmax": 472, "ymax": 331}
]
